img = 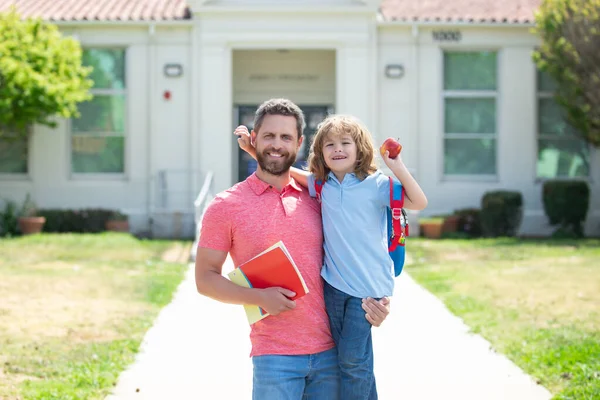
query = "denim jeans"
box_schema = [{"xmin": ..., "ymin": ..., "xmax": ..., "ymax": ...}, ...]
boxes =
[
  {"xmin": 323, "ymin": 281, "xmax": 377, "ymax": 400},
  {"xmin": 252, "ymin": 347, "xmax": 340, "ymax": 400}
]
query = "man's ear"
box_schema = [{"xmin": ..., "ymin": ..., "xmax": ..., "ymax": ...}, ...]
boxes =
[
  {"xmin": 297, "ymin": 135, "xmax": 304, "ymax": 148},
  {"xmin": 250, "ymin": 130, "xmax": 257, "ymax": 147}
]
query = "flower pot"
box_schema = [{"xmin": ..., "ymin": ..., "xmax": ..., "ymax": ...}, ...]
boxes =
[
  {"xmin": 421, "ymin": 222, "xmax": 444, "ymax": 239},
  {"xmin": 18, "ymin": 216, "xmax": 46, "ymax": 235},
  {"xmin": 443, "ymin": 215, "xmax": 460, "ymax": 233},
  {"xmin": 105, "ymin": 220, "xmax": 130, "ymax": 232}
]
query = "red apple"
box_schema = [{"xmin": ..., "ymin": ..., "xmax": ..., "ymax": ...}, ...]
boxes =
[{"xmin": 380, "ymin": 138, "xmax": 402, "ymax": 159}]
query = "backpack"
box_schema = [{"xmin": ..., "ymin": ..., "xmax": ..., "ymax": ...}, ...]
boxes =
[{"xmin": 314, "ymin": 176, "xmax": 409, "ymax": 277}]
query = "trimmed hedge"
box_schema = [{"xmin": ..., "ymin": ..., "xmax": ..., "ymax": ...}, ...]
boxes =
[
  {"xmin": 454, "ymin": 208, "xmax": 483, "ymax": 237},
  {"xmin": 38, "ymin": 209, "xmax": 116, "ymax": 233},
  {"xmin": 542, "ymin": 180, "xmax": 590, "ymax": 237},
  {"xmin": 481, "ymin": 191, "xmax": 523, "ymax": 237}
]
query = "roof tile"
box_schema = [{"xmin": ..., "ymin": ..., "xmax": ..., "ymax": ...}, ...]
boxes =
[
  {"xmin": 380, "ymin": 0, "xmax": 541, "ymax": 24},
  {"xmin": 0, "ymin": 0, "xmax": 190, "ymax": 21}
]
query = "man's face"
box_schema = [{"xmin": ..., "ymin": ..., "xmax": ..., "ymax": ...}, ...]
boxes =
[{"xmin": 252, "ymin": 114, "xmax": 303, "ymax": 176}]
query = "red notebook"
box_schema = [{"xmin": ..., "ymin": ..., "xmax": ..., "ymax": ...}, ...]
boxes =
[{"xmin": 228, "ymin": 241, "xmax": 309, "ymax": 325}]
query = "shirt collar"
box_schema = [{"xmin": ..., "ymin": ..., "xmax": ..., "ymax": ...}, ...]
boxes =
[
  {"xmin": 327, "ymin": 171, "xmax": 358, "ymax": 184},
  {"xmin": 247, "ymin": 172, "xmax": 304, "ymax": 195}
]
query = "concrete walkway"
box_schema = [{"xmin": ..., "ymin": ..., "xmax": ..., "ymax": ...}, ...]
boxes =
[{"xmin": 106, "ymin": 259, "xmax": 552, "ymax": 400}]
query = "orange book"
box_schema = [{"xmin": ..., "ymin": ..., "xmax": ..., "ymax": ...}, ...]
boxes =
[{"xmin": 228, "ymin": 241, "xmax": 309, "ymax": 325}]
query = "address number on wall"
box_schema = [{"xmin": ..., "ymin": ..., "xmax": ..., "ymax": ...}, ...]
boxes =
[{"xmin": 432, "ymin": 31, "xmax": 462, "ymax": 42}]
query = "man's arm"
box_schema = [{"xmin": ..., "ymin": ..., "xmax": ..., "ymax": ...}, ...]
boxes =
[
  {"xmin": 234, "ymin": 125, "xmax": 310, "ymax": 188},
  {"xmin": 381, "ymin": 151, "xmax": 428, "ymax": 210},
  {"xmin": 195, "ymin": 247, "xmax": 297, "ymax": 316}
]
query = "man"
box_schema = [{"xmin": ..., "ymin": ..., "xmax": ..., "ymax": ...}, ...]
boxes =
[{"xmin": 195, "ymin": 98, "xmax": 389, "ymax": 400}]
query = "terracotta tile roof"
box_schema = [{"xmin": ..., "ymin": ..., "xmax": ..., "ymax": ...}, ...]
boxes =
[
  {"xmin": 0, "ymin": 0, "xmax": 191, "ymax": 21},
  {"xmin": 0, "ymin": 0, "xmax": 539, "ymax": 24},
  {"xmin": 380, "ymin": 0, "xmax": 541, "ymax": 24}
]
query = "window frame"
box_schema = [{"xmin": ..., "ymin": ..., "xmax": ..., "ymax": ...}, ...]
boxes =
[
  {"xmin": 0, "ymin": 127, "xmax": 32, "ymax": 180},
  {"xmin": 535, "ymin": 72, "xmax": 592, "ymax": 181},
  {"xmin": 441, "ymin": 49, "xmax": 500, "ymax": 181},
  {"xmin": 68, "ymin": 47, "xmax": 128, "ymax": 180}
]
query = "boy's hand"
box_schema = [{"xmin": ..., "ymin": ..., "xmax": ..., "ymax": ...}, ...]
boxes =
[
  {"xmin": 381, "ymin": 150, "xmax": 406, "ymax": 170},
  {"xmin": 362, "ymin": 296, "xmax": 390, "ymax": 327},
  {"xmin": 234, "ymin": 125, "xmax": 255, "ymax": 157}
]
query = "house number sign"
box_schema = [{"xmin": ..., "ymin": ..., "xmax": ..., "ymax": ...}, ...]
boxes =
[{"xmin": 432, "ymin": 31, "xmax": 462, "ymax": 42}]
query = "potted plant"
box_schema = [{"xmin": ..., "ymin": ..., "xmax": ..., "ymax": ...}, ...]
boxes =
[
  {"xmin": 419, "ymin": 217, "xmax": 445, "ymax": 239},
  {"xmin": 105, "ymin": 211, "xmax": 129, "ymax": 232},
  {"xmin": 443, "ymin": 213, "xmax": 460, "ymax": 233},
  {"xmin": 18, "ymin": 194, "xmax": 46, "ymax": 235}
]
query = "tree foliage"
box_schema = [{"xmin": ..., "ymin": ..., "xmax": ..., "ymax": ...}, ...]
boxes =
[
  {"xmin": 533, "ymin": 0, "xmax": 600, "ymax": 148},
  {"xmin": 0, "ymin": 9, "xmax": 92, "ymax": 138}
]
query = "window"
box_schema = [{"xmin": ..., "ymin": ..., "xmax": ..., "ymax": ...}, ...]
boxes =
[
  {"xmin": 0, "ymin": 133, "xmax": 28, "ymax": 174},
  {"xmin": 71, "ymin": 49, "xmax": 126, "ymax": 174},
  {"xmin": 443, "ymin": 51, "xmax": 497, "ymax": 176},
  {"xmin": 536, "ymin": 71, "xmax": 589, "ymax": 178}
]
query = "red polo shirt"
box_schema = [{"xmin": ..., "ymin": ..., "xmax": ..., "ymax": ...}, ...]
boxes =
[{"xmin": 198, "ymin": 173, "xmax": 334, "ymax": 357}]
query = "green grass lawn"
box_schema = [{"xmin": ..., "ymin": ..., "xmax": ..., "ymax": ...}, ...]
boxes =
[
  {"xmin": 0, "ymin": 233, "xmax": 190, "ymax": 400},
  {"xmin": 407, "ymin": 238, "xmax": 600, "ymax": 400}
]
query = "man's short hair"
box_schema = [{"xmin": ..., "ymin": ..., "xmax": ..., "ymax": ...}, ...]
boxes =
[{"xmin": 254, "ymin": 98, "xmax": 306, "ymax": 140}]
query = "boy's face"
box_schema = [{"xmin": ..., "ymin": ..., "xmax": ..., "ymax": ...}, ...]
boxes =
[
  {"xmin": 321, "ymin": 132, "xmax": 357, "ymax": 175},
  {"xmin": 251, "ymin": 114, "xmax": 303, "ymax": 176}
]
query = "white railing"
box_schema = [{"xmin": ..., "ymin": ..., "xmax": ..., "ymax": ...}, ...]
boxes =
[{"xmin": 191, "ymin": 171, "xmax": 215, "ymax": 260}]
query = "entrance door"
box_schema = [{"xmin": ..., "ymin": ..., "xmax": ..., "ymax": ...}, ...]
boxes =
[{"xmin": 235, "ymin": 105, "xmax": 333, "ymax": 182}]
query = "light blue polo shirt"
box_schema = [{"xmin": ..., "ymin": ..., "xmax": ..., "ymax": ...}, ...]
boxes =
[{"xmin": 308, "ymin": 170, "xmax": 394, "ymax": 298}]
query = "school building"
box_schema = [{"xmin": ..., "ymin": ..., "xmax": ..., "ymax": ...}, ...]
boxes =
[{"xmin": 1, "ymin": 0, "xmax": 598, "ymax": 237}]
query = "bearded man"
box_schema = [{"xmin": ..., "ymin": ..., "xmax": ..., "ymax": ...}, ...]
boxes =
[{"xmin": 195, "ymin": 98, "xmax": 389, "ymax": 400}]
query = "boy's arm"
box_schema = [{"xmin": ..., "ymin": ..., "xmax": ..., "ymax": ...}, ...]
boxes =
[
  {"xmin": 381, "ymin": 151, "xmax": 428, "ymax": 210},
  {"xmin": 290, "ymin": 167, "xmax": 310, "ymax": 188},
  {"xmin": 195, "ymin": 247, "xmax": 297, "ymax": 316},
  {"xmin": 234, "ymin": 125, "xmax": 310, "ymax": 188}
]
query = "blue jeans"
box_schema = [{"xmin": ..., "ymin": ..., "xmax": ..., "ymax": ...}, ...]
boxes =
[
  {"xmin": 324, "ymin": 281, "xmax": 377, "ymax": 400},
  {"xmin": 252, "ymin": 347, "xmax": 340, "ymax": 400}
]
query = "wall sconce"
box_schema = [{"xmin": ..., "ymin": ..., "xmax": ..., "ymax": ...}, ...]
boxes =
[
  {"xmin": 164, "ymin": 63, "xmax": 183, "ymax": 78},
  {"xmin": 385, "ymin": 64, "xmax": 405, "ymax": 79}
]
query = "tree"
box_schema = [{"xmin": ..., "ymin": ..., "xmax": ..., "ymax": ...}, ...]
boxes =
[
  {"xmin": 533, "ymin": 0, "xmax": 600, "ymax": 148},
  {"xmin": 0, "ymin": 9, "xmax": 92, "ymax": 139}
]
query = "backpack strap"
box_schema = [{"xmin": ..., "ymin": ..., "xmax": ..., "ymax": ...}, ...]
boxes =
[
  {"xmin": 314, "ymin": 179, "xmax": 325, "ymax": 203},
  {"xmin": 389, "ymin": 177, "xmax": 408, "ymax": 252}
]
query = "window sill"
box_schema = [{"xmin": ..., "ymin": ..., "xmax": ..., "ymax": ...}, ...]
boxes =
[
  {"xmin": 441, "ymin": 174, "xmax": 499, "ymax": 183},
  {"xmin": 534, "ymin": 176, "xmax": 593, "ymax": 185},
  {"xmin": 0, "ymin": 174, "xmax": 31, "ymax": 182},
  {"xmin": 69, "ymin": 173, "xmax": 128, "ymax": 182}
]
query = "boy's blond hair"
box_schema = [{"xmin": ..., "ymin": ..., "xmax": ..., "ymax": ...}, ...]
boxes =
[{"xmin": 308, "ymin": 114, "xmax": 378, "ymax": 182}]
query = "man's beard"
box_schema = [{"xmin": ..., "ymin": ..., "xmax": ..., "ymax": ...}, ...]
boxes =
[{"xmin": 256, "ymin": 148, "xmax": 297, "ymax": 176}]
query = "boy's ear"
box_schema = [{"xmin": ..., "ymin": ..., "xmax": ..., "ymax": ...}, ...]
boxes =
[{"xmin": 250, "ymin": 130, "xmax": 257, "ymax": 146}]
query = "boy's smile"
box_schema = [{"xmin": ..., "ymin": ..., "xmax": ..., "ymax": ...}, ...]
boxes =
[{"xmin": 322, "ymin": 133, "xmax": 357, "ymax": 180}]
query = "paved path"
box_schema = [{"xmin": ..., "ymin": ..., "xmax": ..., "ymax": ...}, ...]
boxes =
[{"xmin": 106, "ymin": 259, "xmax": 552, "ymax": 400}]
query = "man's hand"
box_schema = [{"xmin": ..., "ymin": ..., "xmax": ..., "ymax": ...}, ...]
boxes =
[
  {"xmin": 362, "ymin": 297, "xmax": 391, "ymax": 327},
  {"xmin": 234, "ymin": 125, "xmax": 256, "ymax": 159},
  {"xmin": 258, "ymin": 287, "xmax": 297, "ymax": 316}
]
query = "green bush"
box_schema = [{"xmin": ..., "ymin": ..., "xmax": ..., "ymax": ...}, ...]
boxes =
[
  {"xmin": 0, "ymin": 199, "xmax": 20, "ymax": 236},
  {"xmin": 480, "ymin": 191, "xmax": 523, "ymax": 237},
  {"xmin": 38, "ymin": 209, "xmax": 116, "ymax": 233},
  {"xmin": 454, "ymin": 208, "xmax": 482, "ymax": 237},
  {"xmin": 542, "ymin": 180, "xmax": 590, "ymax": 237}
]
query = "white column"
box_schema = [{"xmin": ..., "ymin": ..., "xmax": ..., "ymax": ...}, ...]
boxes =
[
  {"xmin": 336, "ymin": 44, "xmax": 374, "ymax": 129},
  {"xmin": 197, "ymin": 43, "xmax": 233, "ymax": 192}
]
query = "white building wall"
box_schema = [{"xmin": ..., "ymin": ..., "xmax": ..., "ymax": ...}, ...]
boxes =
[
  {"xmin": 194, "ymin": 10, "xmax": 377, "ymax": 194},
  {"xmin": 0, "ymin": 25, "xmax": 193, "ymax": 237},
  {"xmin": 377, "ymin": 24, "xmax": 600, "ymax": 236}
]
